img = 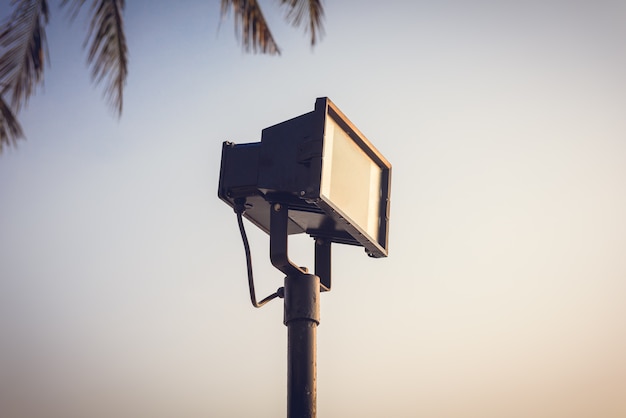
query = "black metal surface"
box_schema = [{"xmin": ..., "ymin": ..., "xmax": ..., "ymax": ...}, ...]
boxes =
[
  {"xmin": 284, "ymin": 273, "xmax": 320, "ymax": 418},
  {"xmin": 315, "ymin": 238, "xmax": 331, "ymax": 292},
  {"xmin": 270, "ymin": 203, "xmax": 307, "ymax": 278}
]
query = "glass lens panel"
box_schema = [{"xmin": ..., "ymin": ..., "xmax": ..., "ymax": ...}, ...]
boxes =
[{"xmin": 320, "ymin": 117, "xmax": 382, "ymax": 241}]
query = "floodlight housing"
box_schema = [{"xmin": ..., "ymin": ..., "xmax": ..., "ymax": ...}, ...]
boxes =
[{"xmin": 218, "ymin": 97, "xmax": 391, "ymax": 257}]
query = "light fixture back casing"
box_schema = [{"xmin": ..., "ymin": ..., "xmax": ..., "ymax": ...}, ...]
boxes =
[{"xmin": 218, "ymin": 97, "xmax": 391, "ymax": 257}]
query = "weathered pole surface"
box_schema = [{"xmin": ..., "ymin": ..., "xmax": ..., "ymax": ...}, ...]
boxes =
[{"xmin": 284, "ymin": 273, "xmax": 320, "ymax": 418}]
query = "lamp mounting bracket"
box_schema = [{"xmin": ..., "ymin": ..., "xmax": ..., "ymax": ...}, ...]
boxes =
[{"xmin": 270, "ymin": 202, "xmax": 331, "ymax": 291}]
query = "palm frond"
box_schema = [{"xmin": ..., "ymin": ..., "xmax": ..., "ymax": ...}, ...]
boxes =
[
  {"xmin": 221, "ymin": 0, "xmax": 281, "ymax": 55},
  {"xmin": 280, "ymin": 0, "xmax": 324, "ymax": 46},
  {"xmin": 87, "ymin": 0, "xmax": 127, "ymax": 116},
  {"xmin": 0, "ymin": 0, "xmax": 50, "ymax": 112},
  {"xmin": 62, "ymin": 0, "xmax": 127, "ymax": 116},
  {"xmin": 0, "ymin": 94, "xmax": 25, "ymax": 153}
]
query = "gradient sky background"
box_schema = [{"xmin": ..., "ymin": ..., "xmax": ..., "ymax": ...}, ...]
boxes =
[{"xmin": 1, "ymin": 1, "xmax": 626, "ymax": 417}]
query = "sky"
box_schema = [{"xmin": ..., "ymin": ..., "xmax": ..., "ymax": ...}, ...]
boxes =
[{"xmin": 1, "ymin": 1, "xmax": 625, "ymax": 417}]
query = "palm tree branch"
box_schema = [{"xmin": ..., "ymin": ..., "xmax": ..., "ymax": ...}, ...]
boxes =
[
  {"xmin": 0, "ymin": 0, "xmax": 50, "ymax": 112},
  {"xmin": 62, "ymin": 0, "xmax": 127, "ymax": 116},
  {"xmin": 279, "ymin": 0, "xmax": 324, "ymax": 46},
  {"xmin": 0, "ymin": 94, "xmax": 25, "ymax": 152},
  {"xmin": 221, "ymin": 0, "xmax": 281, "ymax": 55}
]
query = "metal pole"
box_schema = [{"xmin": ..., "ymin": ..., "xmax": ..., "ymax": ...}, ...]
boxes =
[{"xmin": 284, "ymin": 272, "xmax": 320, "ymax": 418}]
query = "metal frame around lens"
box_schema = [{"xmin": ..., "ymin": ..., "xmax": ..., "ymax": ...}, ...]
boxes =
[{"xmin": 317, "ymin": 98, "xmax": 391, "ymax": 257}]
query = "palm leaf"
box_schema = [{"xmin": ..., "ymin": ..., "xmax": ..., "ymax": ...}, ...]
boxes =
[
  {"xmin": 0, "ymin": 94, "xmax": 24, "ymax": 152},
  {"xmin": 0, "ymin": 0, "xmax": 48, "ymax": 151},
  {"xmin": 62, "ymin": 0, "xmax": 128, "ymax": 116},
  {"xmin": 280, "ymin": 0, "xmax": 324, "ymax": 46},
  {"xmin": 0, "ymin": 0, "xmax": 49, "ymax": 111},
  {"xmin": 221, "ymin": 0, "xmax": 281, "ymax": 55}
]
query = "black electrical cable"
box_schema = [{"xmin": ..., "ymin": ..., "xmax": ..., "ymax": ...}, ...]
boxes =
[{"xmin": 234, "ymin": 199, "xmax": 282, "ymax": 308}]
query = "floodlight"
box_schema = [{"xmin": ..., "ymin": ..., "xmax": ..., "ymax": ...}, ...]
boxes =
[
  {"xmin": 218, "ymin": 97, "xmax": 392, "ymax": 417},
  {"xmin": 218, "ymin": 97, "xmax": 391, "ymax": 258}
]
